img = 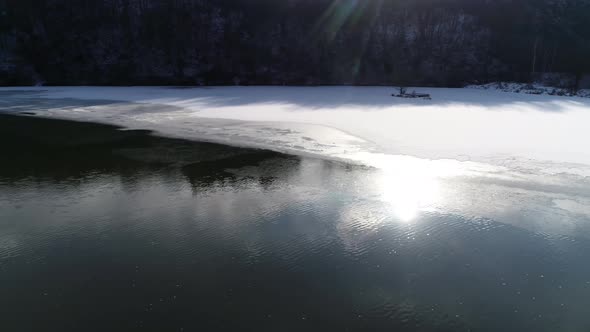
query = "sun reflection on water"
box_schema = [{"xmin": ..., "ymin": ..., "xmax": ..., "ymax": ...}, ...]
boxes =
[
  {"xmin": 378, "ymin": 168, "xmax": 440, "ymax": 222},
  {"xmin": 346, "ymin": 152, "xmax": 469, "ymax": 222}
]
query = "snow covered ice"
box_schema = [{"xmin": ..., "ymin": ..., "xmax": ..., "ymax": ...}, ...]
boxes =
[
  {"xmin": 2, "ymin": 86, "xmax": 590, "ymax": 167},
  {"xmin": 2, "ymin": 85, "xmax": 590, "ymax": 235}
]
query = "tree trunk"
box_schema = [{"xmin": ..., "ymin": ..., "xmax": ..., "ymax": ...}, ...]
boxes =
[
  {"xmin": 531, "ymin": 35, "xmax": 540, "ymax": 81},
  {"xmin": 574, "ymin": 72, "xmax": 582, "ymax": 93}
]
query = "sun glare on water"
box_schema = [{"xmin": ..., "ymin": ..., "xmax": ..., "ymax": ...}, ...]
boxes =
[
  {"xmin": 379, "ymin": 168, "xmax": 441, "ymax": 222},
  {"xmin": 348, "ymin": 152, "xmax": 468, "ymax": 222}
]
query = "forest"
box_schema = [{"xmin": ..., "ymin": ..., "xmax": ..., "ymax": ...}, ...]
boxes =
[{"xmin": 1, "ymin": 0, "xmax": 589, "ymax": 87}]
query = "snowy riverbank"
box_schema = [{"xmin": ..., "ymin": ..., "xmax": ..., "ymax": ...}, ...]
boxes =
[{"xmin": 466, "ymin": 82, "xmax": 590, "ymax": 98}]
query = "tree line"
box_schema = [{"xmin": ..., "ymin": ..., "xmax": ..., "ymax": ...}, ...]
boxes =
[{"xmin": 0, "ymin": 0, "xmax": 589, "ymax": 88}]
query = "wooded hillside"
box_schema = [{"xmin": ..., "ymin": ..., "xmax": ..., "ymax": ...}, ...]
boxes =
[{"xmin": 1, "ymin": 0, "xmax": 589, "ymax": 87}]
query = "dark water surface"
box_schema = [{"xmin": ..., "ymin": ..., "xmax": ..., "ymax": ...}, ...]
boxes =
[{"xmin": 1, "ymin": 115, "xmax": 590, "ymax": 332}]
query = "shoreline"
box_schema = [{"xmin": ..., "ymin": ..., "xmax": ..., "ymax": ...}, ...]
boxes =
[{"xmin": 0, "ymin": 113, "xmax": 366, "ymax": 173}]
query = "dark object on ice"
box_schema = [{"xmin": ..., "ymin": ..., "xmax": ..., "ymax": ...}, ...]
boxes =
[{"xmin": 392, "ymin": 88, "xmax": 431, "ymax": 100}]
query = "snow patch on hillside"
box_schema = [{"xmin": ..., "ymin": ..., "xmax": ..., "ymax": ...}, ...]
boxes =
[{"xmin": 466, "ymin": 82, "xmax": 590, "ymax": 98}]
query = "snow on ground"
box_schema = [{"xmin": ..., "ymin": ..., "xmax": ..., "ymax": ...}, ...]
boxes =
[{"xmin": 466, "ymin": 82, "xmax": 590, "ymax": 98}]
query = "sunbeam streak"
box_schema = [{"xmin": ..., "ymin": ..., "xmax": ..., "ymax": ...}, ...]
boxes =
[{"xmin": 313, "ymin": 0, "xmax": 360, "ymax": 42}]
